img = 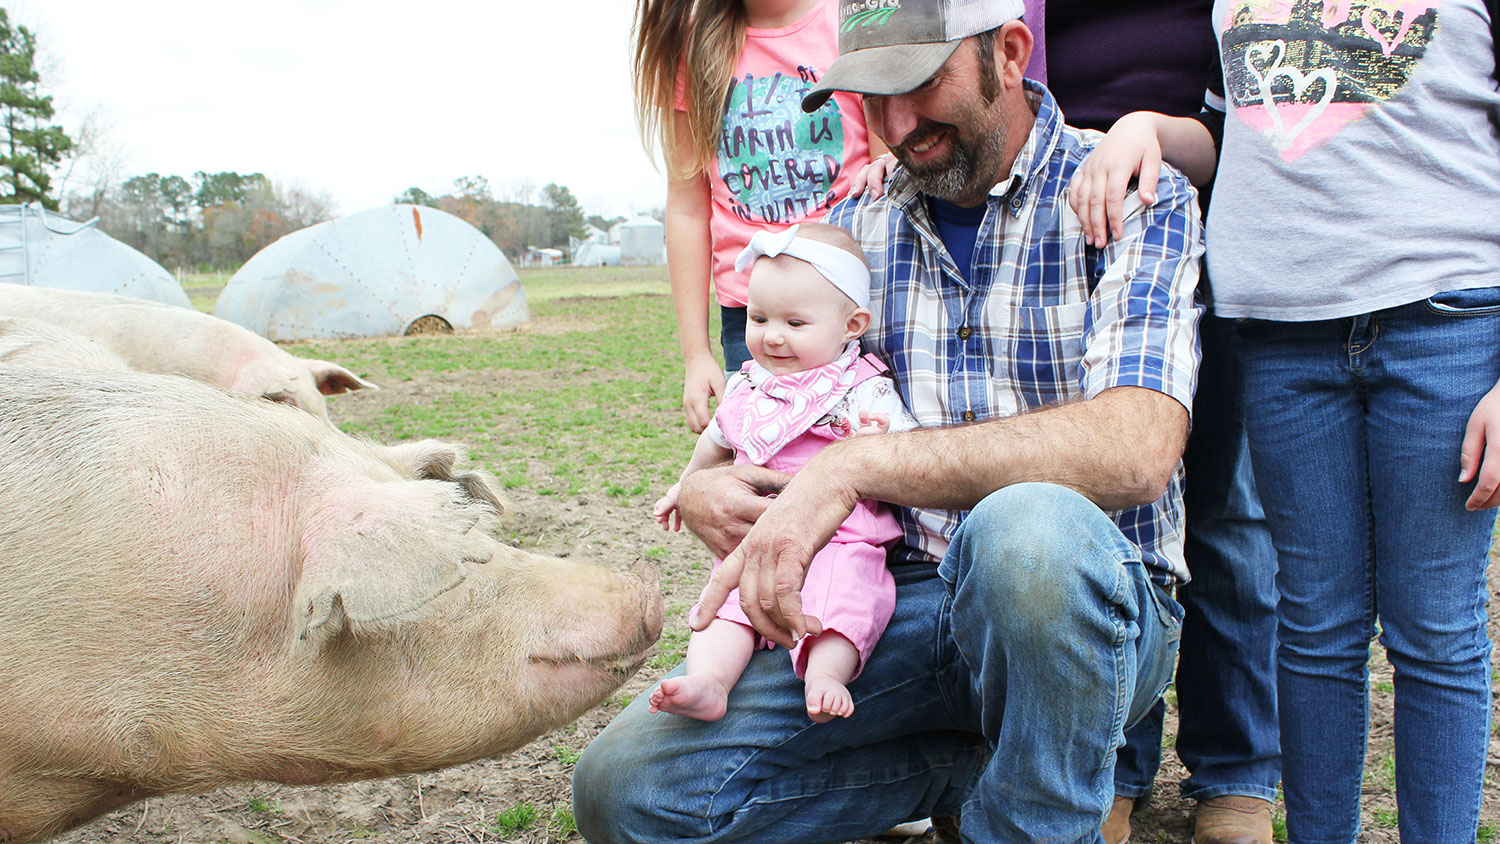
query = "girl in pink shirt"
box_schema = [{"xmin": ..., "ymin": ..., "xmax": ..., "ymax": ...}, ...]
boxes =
[{"xmin": 632, "ymin": 0, "xmax": 886, "ymax": 434}]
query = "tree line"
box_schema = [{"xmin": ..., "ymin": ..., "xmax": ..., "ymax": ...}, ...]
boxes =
[
  {"xmin": 1, "ymin": 8, "xmax": 622, "ymax": 271},
  {"xmin": 396, "ymin": 177, "xmax": 610, "ymax": 261}
]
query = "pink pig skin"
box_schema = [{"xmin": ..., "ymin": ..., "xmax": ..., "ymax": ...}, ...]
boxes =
[
  {"xmin": 0, "ymin": 366, "xmax": 662, "ymax": 844},
  {"xmin": 0, "ymin": 282, "xmax": 375, "ymax": 420}
]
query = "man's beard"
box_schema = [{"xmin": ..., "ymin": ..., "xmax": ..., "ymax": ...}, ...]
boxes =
[{"xmin": 892, "ymin": 112, "xmax": 1006, "ymax": 203}]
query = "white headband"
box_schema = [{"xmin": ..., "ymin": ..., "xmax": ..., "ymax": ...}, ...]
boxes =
[{"xmin": 733, "ymin": 225, "xmax": 871, "ymax": 309}]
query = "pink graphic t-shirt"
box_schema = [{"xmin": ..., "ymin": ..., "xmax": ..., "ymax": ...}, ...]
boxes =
[{"xmin": 678, "ymin": 0, "xmax": 875, "ymax": 307}]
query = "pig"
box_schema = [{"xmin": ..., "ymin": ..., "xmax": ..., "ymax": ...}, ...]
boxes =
[
  {"xmin": 0, "ymin": 282, "xmax": 375, "ymax": 420},
  {"xmin": 0, "ymin": 317, "xmax": 133, "ymax": 372},
  {"xmin": 0, "ymin": 365, "xmax": 663, "ymax": 844}
]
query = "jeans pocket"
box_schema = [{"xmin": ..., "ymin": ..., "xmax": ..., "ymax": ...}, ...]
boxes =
[{"xmin": 1423, "ymin": 286, "xmax": 1500, "ymax": 316}]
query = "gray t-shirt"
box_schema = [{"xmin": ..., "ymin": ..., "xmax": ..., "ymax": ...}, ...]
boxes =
[{"xmin": 1205, "ymin": 0, "xmax": 1500, "ymax": 321}]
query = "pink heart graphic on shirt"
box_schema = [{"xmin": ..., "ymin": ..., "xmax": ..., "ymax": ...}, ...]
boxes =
[
  {"xmin": 1362, "ymin": 3, "xmax": 1426, "ymax": 55},
  {"xmin": 1223, "ymin": 0, "xmax": 1439, "ymax": 161}
]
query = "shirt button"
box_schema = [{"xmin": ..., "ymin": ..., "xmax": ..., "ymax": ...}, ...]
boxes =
[
  {"xmin": 958, "ymin": 326, "xmax": 972, "ymax": 340},
  {"xmin": 962, "ymin": 410, "xmax": 975, "ymax": 422}
]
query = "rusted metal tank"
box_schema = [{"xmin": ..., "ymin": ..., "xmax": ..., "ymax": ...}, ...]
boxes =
[
  {"xmin": 0, "ymin": 203, "xmax": 191, "ymax": 307},
  {"xmin": 215, "ymin": 204, "xmax": 529, "ymax": 340}
]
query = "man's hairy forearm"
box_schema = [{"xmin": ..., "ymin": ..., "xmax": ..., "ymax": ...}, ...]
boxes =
[{"xmin": 814, "ymin": 386, "xmax": 1190, "ymax": 513}]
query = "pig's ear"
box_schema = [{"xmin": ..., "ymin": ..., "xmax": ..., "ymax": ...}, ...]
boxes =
[
  {"xmin": 303, "ymin": 359, "xmax": 378, "ymax": 396},
  {"xmin": 294, "ymin": 504, "xmax": 497, "ymax": 648},
  {"xmin": 387, "ymin": 440, "xmax": 509, "ymax": 516}
]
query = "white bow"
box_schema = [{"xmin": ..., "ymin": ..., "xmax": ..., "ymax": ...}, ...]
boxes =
[{"xmin": 733, "ymin": 224, "xmax": 872, "ymax": 309}]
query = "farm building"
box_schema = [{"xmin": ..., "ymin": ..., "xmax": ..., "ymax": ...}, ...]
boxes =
[
  {"xmin": 610, "ymin": 216, "xmax": 666, "ymax": 265},
  {"xmin": 0, "ymin": 203, "xmax": 191, "ymax": 307},
  {"xmin": 572, "ymin": 242, "xmax": 622, "ymax": 267},
  {"xmin": 215, "ymin": 205, "xmax": 530, "ymax": 341},
  {"xmin": 520, "ymin": 246, "xmax": 564, "ymax": 268}
]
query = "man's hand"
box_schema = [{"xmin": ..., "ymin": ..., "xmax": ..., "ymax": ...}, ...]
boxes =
[
  {"xmin": 677, "ymin": 463, "xmax": 789, "ymax": 558},
  {"xmin": 690, "ymin": 458, "xmax": 859, "ymax": 648},
  {"xmin": 1460, "ymin": 378, "xmax": 1500, "ymax": 510}
]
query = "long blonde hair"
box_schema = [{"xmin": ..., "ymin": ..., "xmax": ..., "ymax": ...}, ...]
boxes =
[{"xmin": 632, "ymin": 0, "xmax": 747, "ymax": 180}]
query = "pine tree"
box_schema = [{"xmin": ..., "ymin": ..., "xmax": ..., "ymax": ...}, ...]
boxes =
[{"xmin": 0, "ymin": 9, "xmax": 73, "ymax": 209}]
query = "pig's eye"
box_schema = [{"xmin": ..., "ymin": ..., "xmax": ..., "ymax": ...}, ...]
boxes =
[{"xmin": 264, "ymin": 393, "xmax": 298, "ymax": 406}]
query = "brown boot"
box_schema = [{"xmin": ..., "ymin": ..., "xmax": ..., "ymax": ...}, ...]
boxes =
[
  {"xmin": 1192, "ymin": 795, "xmax": 1273, "ymax": 844},
  {"xmin": 1102, "ymin": 795, "xmax": 1135, "ymax": 844},
  {"xmin": 930, "ymin": 815, "xmax": 961, "ymax": 844}
]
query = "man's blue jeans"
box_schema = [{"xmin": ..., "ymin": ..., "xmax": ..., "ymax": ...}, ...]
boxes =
[
  {"xmin": 574, "ymin": 483, "xmax": 1183, "ymax": 843},
  {"xmin": 1236, "ymin": 290, "xmax": 1499, "ymax": 843},
  {"xmin": 1114, "ymin": 314, "xmax": 1281, "ymax": 802}
]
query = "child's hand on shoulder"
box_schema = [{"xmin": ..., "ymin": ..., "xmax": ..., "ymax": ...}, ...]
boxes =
[{"xmin": 653, "ymin": 483, "xmax": 683, "ymax": 531}]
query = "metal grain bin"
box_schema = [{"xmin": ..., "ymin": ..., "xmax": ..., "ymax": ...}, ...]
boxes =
[{"xmin": 216, "ymin": 205, "xmax": 529, "ymax": 341}]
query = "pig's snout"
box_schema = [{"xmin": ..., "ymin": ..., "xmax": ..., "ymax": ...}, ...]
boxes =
[{"xmin": 528, "ymin": 562, "xmax": 663, "ymax": 676}]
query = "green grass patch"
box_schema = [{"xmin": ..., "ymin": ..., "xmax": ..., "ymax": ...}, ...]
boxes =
[
  {"xmin": 493, "ymin": 804, "xmax": 539, "ymax": 834},
  {"xmin": 289, "ymin": 284, "xmax": 697, "ymax": 499},
  {"xmin": 246, "ymin": 795, "xmax": 281, "ymax": 813},
  {"xmin": 1374, "ymin": 808, "xmax": 1398, "ymax": 828},
  {"xmin": 553, "ymin": 744, "xmax": 580, "ymax": 765},
  {"xmin": 517, "ymin": 265, "xmax": 671, "ymax": 302},
  {"xmin": 1477, "ymin": 821, "xmax": 1497, "ymax": 843},
  {"xmin": 650, "ymin": 627, "xmax": 691, "ymax": 670},
  {"xmin": 549, "ymin": 806, "xmax": 578, "ymax": 840}
]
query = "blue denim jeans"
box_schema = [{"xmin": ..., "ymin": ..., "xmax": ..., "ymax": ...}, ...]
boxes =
[
  {"xmin": 1236, "ymin": 290, "xmax": 1499, "ymax": 844},
  {"xmin": 1114, "ymin": 315, "xmax": 1281, "ymax": 802},
  {"xmin": 575, "ymin": 483, "xmax": 1183, "ymax": 843},
  {"xmin": 721, "ymin": 305, "xmax": 750, "ymax": 374}
]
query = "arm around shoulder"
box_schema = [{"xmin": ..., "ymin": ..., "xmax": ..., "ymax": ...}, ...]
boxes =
[{"xmin": 1071, "ymin": 111, "xmax": 1219, "ymax": 247}]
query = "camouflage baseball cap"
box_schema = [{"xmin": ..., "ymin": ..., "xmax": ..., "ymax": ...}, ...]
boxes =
[{"xmin": 802, "ymin": 0, "xmax": 1025, "ymax": 112}]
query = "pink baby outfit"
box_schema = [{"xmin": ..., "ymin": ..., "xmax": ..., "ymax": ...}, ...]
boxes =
[{"xmin": 694, "ymin": 343, "xmax": 908, "ymax": 679}]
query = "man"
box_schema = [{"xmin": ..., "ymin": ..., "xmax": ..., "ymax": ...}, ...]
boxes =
[
  {"xmin": 574, "ymin": 0, "xmax": 1203, "ymax": 840},
  {"xmin": 1023, "ymin": 4, "xmax": 1279, "ymax": 843}
]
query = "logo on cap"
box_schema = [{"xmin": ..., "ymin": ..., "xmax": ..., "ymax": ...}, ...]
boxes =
[{"xmin": 841, "ymin": 0, "xmax": 902, "ymax": 32}]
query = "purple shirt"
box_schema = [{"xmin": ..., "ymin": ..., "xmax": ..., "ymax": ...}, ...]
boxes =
[{"xmin": 1021, "ymin": 0, "xmax": 1216, "ymax": 132}]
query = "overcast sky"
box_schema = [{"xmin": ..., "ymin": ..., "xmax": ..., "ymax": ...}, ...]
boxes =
[{"xmin": 17, "ymin": 0, "xmax": 669, "ymax": 220}]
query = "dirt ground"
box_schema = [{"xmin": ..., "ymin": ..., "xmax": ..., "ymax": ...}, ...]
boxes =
[{"xmin": 59, "ymin": 335, "xmax": 1500, "ymax": 844}]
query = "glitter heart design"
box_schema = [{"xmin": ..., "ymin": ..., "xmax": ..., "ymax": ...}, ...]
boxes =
[
  {"xmin": 1222, "ymin": 1, "xmax": 1438, "ymax": 161},
  {"xmin": 1244, "ymin": 41, "xmax": 1339, "ymax": 151}
]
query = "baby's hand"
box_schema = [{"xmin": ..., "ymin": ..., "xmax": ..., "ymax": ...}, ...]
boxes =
[
  {"xmin": 653, "ymin": 484, "xmax": 683, "ymax": 531},
  {"xmin": 857, "ymin": 411, "xmax": 889, "ymax": 435}
]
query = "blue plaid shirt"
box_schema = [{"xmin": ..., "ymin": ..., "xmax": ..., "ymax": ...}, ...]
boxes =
[{"xmin": 827, "ymin": 82, "xmax": 1204, "ymax": 585}]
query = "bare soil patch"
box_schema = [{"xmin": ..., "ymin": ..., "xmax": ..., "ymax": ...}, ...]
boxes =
[{"xmin": 60, "ymin": 326, "xmax": 1500, "ymax": 844}]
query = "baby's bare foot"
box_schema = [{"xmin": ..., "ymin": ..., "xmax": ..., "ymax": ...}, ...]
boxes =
[
  {"xmin": 649, "ymin": 675, "xmax": 730, "ymax": 721},
  {"xmin": 805, "ymin": 677, "xmax": 855, "ymax": 723}
]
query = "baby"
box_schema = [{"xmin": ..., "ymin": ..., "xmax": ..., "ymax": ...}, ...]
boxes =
[{"xmin": 650, "ymin": 222, "xmax": 915, "ymax": 723}]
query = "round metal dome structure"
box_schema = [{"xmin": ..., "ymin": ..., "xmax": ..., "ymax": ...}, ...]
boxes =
[
  {"xmin": 215, "ymin": 205, "xmax": 529, "ymax": 341},
  {"xmin": 0, "ymin": 203, "xmax": 191, "ymax": 307}
]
